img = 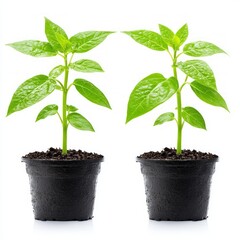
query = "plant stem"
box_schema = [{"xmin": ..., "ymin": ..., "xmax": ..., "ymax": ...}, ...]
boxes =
[
  {"xmin": 172, "ymin": 50, "xmax": 182, "ymax": 154},
  {"xmin": 62, "ymin": 55, "xmax": 69, "ymax": 155}
]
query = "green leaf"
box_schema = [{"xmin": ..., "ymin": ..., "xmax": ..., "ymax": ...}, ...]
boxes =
[
  {"xmin": 190, "ymin": 81, "xmax": 229, "ymax": 111},
  {"xmin": 73, "ymin": 79, "xmax": 111, "ymax": 109},
  {"xmin": 123, "ymin": 30, "xmax": 167, "ymax": 51},
  {"xmin": 70, "ymin": 31, "xmax": 113, "ymax": 53},
  {"xmin": 154, "ymin": 112, "xmax": 175, "ymax": 126},
  {"xmin": 183, "ymin": 41, "xmax": 226, "ymax": 57},
  {"xmin": 49, "ymin": 65, "xmax": 65, "ymax": 78},
  {"xmin": 45, "ymin": 17, "xmax": 68, "ymax": 52},
  {"xmin": 126, "ymin": 74, "xmax": 179, "ymax": 123},
  {"xmin": 70, "ymin": 59, "xmax": 104, "ymax": 72},
  {"xmin": 175, "ymin": 24, "xmax": 188, "ymax": 46},
  {"xmin": 67, "ymin": 105, "xmax": 78, "ymax": 112},
  {"xmin": 7, "ymin": 40, "xmax": 57, "ymax": 57},
  {"xmin": 182, "ymin": 106, "xmax": 206, "ymax": 130},
  {"xmin": 159, "ymin": 24, "xmax": 175, "ymax": 47},
  {"xmin": 178, "ymin": 60, "xmax": 217, "ymax": 90},
  {"xmin": 55, "ymin": 33, "xmax": 72, "ymax": 53},
  {"xmin": 36, "ymin": 104, "xmax": 58, "ymax": 122},
  {"xmin": 7, "ymin": 75, "xmax": 56, "ymax": 116},
  {"xmin": 68, "ymin": 113, "xmax": 94, "ymax": 131}
]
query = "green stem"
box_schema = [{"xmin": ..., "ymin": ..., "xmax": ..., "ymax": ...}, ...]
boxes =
[
  {"xmin": 172, "ymin": 50, "xmax": 183, "ymax": 155},
  {"xmin": 62, "ymin": 55, "xmax": 69, "ymax": 155}
]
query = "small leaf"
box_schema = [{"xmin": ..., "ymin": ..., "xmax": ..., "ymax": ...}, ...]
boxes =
[
  {"xmin": 55, "ymin": 33, "xmax": 72, "ymax": 53},
  {"xmin": 70, "ymin": 31, "xmax": 113, "ymax": 53},
  {"xmin": 126, "ymin": 74, "xmax": 179, "ymax": 123},
  {"xmin": 7, "ymin": 40, "xmax": 57, "ymax": 57},
  {"xmin": 190, "ymin": 81, "xmax": 229, "ymax": 111},
  {"xmin": 68, "ymin": 112, "xmax": 94, "ymax": 131},
  {"xmin": 7, "ymin": 75, "xmax": 56, "ymax": 116},
  {"xmin": 45, "ymin": 17, "xmax": 68, "ymax": 52},
  {"xmin": 159, "ymin": 24, "xmax": 175, "ymax": 47},
  {"xmin": 36, "ymin": 104, "xmax": 58, "ymax": 122},
  {"xmin": 67, "ymin": 105, "xmax": 78, "ymax": 112},
  {"xmin": 182, "ymin": 106, "xmax": 206, "ymax": 130},
  {"xmin": 55, "ymin": 85, "xmax": 63, "ymax": 91},
  {"xmin": 49, "ymin": 65, "xmax": 65, "ymax": 78},
  {"xmin": 123, "ymin": 30, "xmax": 167, "ymax": 51},
  {"xmin": 178, "ymin": 60, "xmax": 217, "ymax": 90},
  {"xmin": 70, "ymin": 59, "xmax": 104, "ymax": 72},
  {"xmin": 154, "ymin": 112, "xmax": 175, "ymax": 126},
  {"xmin": 74, "ymin": 79, "xmax": 111, "ymax": 108},
  {"xmin": 184, "ymin": 41, "xmax": 226, "ymax": 57},
  {"xmin": 175, "ymin": 24, "xmax": 188, "ymax": 46}
]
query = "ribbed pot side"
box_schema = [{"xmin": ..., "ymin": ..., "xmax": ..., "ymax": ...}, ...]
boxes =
[
  {"xmin": 22, "ymin": 158, "xmax": 103, "ymax": 221},
  {"xmin": 137, "ymin": 158, "xmax": 217, "ymax": 221}
]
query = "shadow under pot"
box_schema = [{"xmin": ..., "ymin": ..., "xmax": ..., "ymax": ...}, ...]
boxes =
[
  {"xmin": 137, "ymin": 157, "xmax": 218, "ymax": 221},
  {"xmin": 22, "ymin": 157, "xmax": 103, "ymax": 221}
]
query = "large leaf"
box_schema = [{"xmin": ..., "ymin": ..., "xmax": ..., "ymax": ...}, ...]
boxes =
[
  {"xmin": 184, "ymin": 41, "xmax": 225, "ymax": 57},
  {"xmin": 190, "ymin": 81, "xmax": 229, "ymax": 111},
  {"xmin": 7, "ymin": 40, "xmax": 57, "ymax": 57},
  {"xmin": 70, "ymin": 31, "xmax": 113, "ymax": 53},
  {"xmin": 154, "ymin": 112, "xmax": 175, "ymax": 126},
  {"xmin": 159, "ymin": 24, "xmax": 174, "ymax": 47},
  {"xmin": 45, "ymin": 18, "xmax": 69, "ymax": 52},
  {"xmin": 70, "ymin": 59, "xmax": 104, "ymax": 72},
  {"xmin": 49, "ymin": 65, "xmax": 65, "ymax": 78},
  {"xmin": 123, "ymin": 30, "xmax": 167, "ymax": 51},
  {"xmin": 7, "ymin": 75, "xmax": 56, "ymax": 116},
  {"xmin": 74, "ymin": 79, "xmax": 111, "ymax": 109},
  {"xmin": 126, "ymin": 74, "xmax": 179, "ymax": 123},
  {"xmin": 68, "ymin": 112, "xmax": 94, "ymax": 131},
  {"xmin": 182, "ymin": 106, "xmax": 206, "ymax": 130},
  {"xmin": 36, "ymin": 104, "xmax": 58, "ymax": 122},
  {"xmin": 178, "ymin": 60, "xmax": 217, "ymax": 90},
  {"xmin": 175, "ymin": 24, "xmax": 188, "ymax": 46}
]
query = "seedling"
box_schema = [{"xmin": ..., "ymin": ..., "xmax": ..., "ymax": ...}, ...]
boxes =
[
  {"xmin": 124, "ymin": 24, "xmax": 228, "ymax": 154},
  {"xmin": 7, "ymin": 18, "xmax": 113, "ymax": 154}
]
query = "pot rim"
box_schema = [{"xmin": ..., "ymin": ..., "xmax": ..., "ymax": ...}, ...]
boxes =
[
  {"xmin": 22, "ymin": 156, "xmax": 104, "ymax": 166},
  {"xmin": 137, "ymin": 156, "xmax": 218, "ymax": 165}
]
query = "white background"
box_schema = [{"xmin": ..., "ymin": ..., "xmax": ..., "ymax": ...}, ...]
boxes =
[{"xmin": 0, "ymin": 0, "xmax": 239, "ymax": 239}]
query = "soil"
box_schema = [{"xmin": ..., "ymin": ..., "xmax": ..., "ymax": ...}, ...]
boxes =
[
  {"xmin": 138, "ymin": 147, "xmax": 218, "ymax": 160},
  {"xmin": 23, "ymin": 147, "xmax": 103, "ymax": 160}
]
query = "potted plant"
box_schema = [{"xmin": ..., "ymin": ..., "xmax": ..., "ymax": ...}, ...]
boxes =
[
  {"xmin": 7, "ymin": 18, "xmax": 113, "ymax": 221},
  {"xmin": 124, "ymin": 24, "xmax": 228, "ymax": 221}
]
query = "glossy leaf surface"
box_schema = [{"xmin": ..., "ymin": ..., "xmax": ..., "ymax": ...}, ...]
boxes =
[
  {"xmin": 7, "ymin": 75, "xmax": 56, "ymax": 115},
  {"xmin": 8, "ymin": 40, "xmax": 57, "ymax": 57},
  {"xmin": 74, "ymin": 79, "xmax": 111, "ymax": 108},
  {"xmin": 184, "ymin": 41, "xmax": 225, "ymax": 57},
  {"xmin": 154, "ymin": 112, "xmax": 175, "ymax": 126},
  {"xmin": 70, "ymin": 31, "xmax": 113, "ymax": 53},
  {"xmin": 36, "ymin": 104, "xmax": 58, "ymax": 121},
  {"xmin": 124, "ymin": 30, "xmax": 167, "ymax": 51},
  {"xmin": 182, "ymin": 106, "xmax": 206, "ymax": 129},
  {"xmin": 191, "ymin": 81, "xmax": 228, "ymax": 111},
  {"xmin": 126, "ymin": 74, "xmax": 179, "ymax": 123},
  {"xmin": 45, "ymin": 18, "xmax": 69, "ymax": 52},
  {"xmin": 68, "ymin": 112, "xmax": 94, "ymax": 131},
  {"xmin": 178, "ymin": 60, "xmax": 217, "ymax": 90},
  {"xmin": 70, "ymin": 59, "xmax": 103, "ymax": 72}
]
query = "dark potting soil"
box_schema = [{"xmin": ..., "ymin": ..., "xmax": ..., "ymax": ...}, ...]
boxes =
[
  {"xmin": 138, "ymin": 147, "xmax": 218, "ymax": 160},
  {"xmin": 23, "ymin": 147, "xmax": 103, "ymax": 160}
]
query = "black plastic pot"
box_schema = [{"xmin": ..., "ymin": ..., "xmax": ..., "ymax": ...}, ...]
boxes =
[
  {"xmin": 137, "ymin": 157, "xmax": 217, "ymax": 221},
  {"xmin": 22, "ymin": 158, "xmax": 103, "ymax": 221}
]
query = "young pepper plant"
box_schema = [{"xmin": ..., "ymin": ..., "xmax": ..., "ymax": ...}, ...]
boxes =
[
  {"xmin": 124, "ymin": 24, "xmax": 228, "ymax": 154},
  {"xmin": 7, "ymin": 18, "xmax": 113, "ymax": 155}
]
